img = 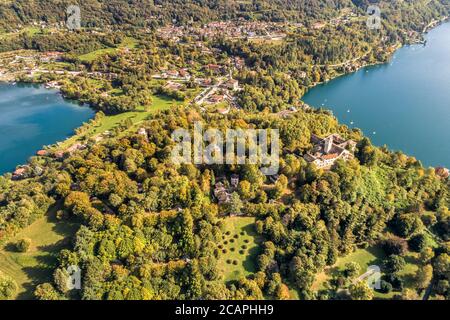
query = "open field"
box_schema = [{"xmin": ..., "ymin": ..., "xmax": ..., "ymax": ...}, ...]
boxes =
[
  {"xmin": 57, "ymin": 94, "xmax": 184, "ymax": 150},
  {"xmin": 216, "ymin": 217, "xmax": 262, "ymax": 282},
  {"xmin": 78, "ymin": 47, "xmax": 117, "ymax": 62},
  {"xmin": 0, "ymin": 26, "xmax": 41, "ymax": 40},
  {"xmin": 78, "ymin": 37, "xmax": 138, "ymax": 62},
  {"xmin": 0, "ymin": 209, "xmax": 79, "ymax": 300},
  {"xmin": 312, "ymin": 246, "xmax": 420, "ymax": 299},
  {"xmin": 336, "ymin": 246, "xmax": 386, "ymax": 274},
  {"xmin": 312, "ymin": 246, "xmax": 385, "ymax": 292}
]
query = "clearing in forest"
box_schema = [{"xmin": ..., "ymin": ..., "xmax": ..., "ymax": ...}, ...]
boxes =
[
  {"xmin": 0, "ymin": 210, "xmax": 79, "ymax": 300},
  {"xmin": 217, "ymin": 217, "xmax": 262, "ymax": 282}
]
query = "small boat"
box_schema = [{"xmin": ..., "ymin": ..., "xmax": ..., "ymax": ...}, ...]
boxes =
[
  {"xmin": 347, "ymin": 109, "xmax": 350, "ymax": 113},
  {"xmin": 372, "ymin": 131, "xmax": 377, "ymax": 135},
  {"xmin": 350, "ymin": 121, "xmax": 354, "ymax": 125}
]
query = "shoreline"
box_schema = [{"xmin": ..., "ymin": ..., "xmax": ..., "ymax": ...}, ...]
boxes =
[
  {"xmin": 301, "ymin": 17, "xmax": 450, "ymax": 99},
  {"xmin": 422, "ymin": 16, "xmax": 449, "ymax": 33},
  {"xmin": 0, "ymin": 82, "xmax": 95, "ymax": 175},
  {"xmin": 301, "ymin": 20, "xmax": 450, "ymax": 169},
  {"xmin": 301, "ymin": 41, "xmax": 405, "ymax": 99},
  {"xmin": 1, "ymin": 19, "xmax": 449, "ymax": 176}
]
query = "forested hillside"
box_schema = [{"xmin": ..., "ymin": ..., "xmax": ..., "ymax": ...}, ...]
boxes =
[
  {"xmin": 0, "ymin": 0, "xmax": 345, "ymax": 29},
  {"xmin": 0, "ymin": 0, "xmax": 449, "ymax": 301},
  {"xmin": 0, "ymin": 107, "xmax": 449, "ymax": 300},
  {"xmin": 0, "ymin": 0, "xmax": 448, "ymax": 30}
]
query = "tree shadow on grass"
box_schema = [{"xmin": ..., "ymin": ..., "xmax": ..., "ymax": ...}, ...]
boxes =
[
  {"xmin": 3, "ymin": 242, "xmax": 17, "ymax": 252},
  {"xmin": 14, "ymin": 204, "xmax": 80, "ymax": 300},
  {"xmin": 402, "ymin": 273, "xmax": 417, "ymax": 288},
  {"xmin": 365, "ymin": 245, "xmax": 386, "ymax": 269},
  {"xmin": 46, "ymin": 205, "xmax": 81, "ymax": 237},
  {"xmin": 401, "ymin": 255, "xmax": 419, "ymax": 287},
  {"xmin": 326, "ymin": 266, "xmax": 340, "ymax": 278},
  {"xmin": 16, "ymin": 238, "xmax": 72, "ymax": 300},
  {"xmin": 18, "ymin": 263, "xmax": 55, "ymax": 300},
  {"xmin": 242, "ymin": 244, "xmax": 260, "ymax": 274},
  {"xmin": 404, "ymin": 254, "xmax": 418, "ymax": 265},
  {"xmin": 241, "ymin": 223, "xmax": 256, "ymax": 237},
  {"xmin": 240, "ymin": 222, "xmax": 262, "ymax": 274}
]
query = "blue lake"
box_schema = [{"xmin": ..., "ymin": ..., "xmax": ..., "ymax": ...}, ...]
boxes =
[
  {"xmin": 0, "ymin": 83, "xmax": 94, "ymax": 175},
  {"xmin": 302, "ymin": 22, "xmax": 450, "ymax": 168}
]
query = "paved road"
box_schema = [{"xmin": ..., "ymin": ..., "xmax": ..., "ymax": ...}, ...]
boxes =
[{"xmin": 194, "ymin": 78, "xmax": 225, "ymax": 105}]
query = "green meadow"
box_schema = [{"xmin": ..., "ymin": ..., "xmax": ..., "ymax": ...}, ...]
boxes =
[
  {"xmin": 312, "ymin": 246, "xmax": 421, "ymax": 299},
  {"xmin": 217, "ymin": 217, "xmax": 262, "ymax": 282},
  {"xmin": 0, "ymin": 209, "xmax": 79, "ymax": 300},
  {"xmin": 78, "ymin": 37, "xmax": 138, "ymax": 62},
  {"xmin": 57, "ymin": 94, "xmax": 184, "ymax": 150}
]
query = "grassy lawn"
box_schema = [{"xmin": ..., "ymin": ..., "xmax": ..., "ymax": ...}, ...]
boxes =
[
  {"xmin": 0, "ymin": 209, "xmax": 79, "ymax": 300},
  {"xmin": 57, "ymin": 94, "xmax": 183, "ymax": 150},
  {"xmin": 397, "ymin": 252, "xmax": 419, "ymax": 289},
  {"xmin": 78, "ymin": 47, "xmax": 117, "ymax": 62},
  {"xmin": 217, "ymin": 217, "xmax": 262, "ymax": 282},
  {"xmin": 313, "ymin": 246, "xmax": 386, "ymax": 291},
  {"xmin": 95, "ymin": 95, "xmax": 179, "ymax": 135},
  {"xmin": 336, "ymin": 246, "xmax": 386, "ymax": 275},
  {"xmin": 23, "ymin": 26, "xmax": 41, "ymax": 37},
  {"xmin": 78, "ymin": 37, "xmax": 138, "ymax": 62},
  {"xmin": 0, "ymin": 26, "xmax": 41, "ymax": 40},
  {"xmin": 312, "ymin": 246, "xmax": 420, "ymax": 299},
  {"xmin": 43, "ymin": 61, "xmax": 74, "ymax": 71}
]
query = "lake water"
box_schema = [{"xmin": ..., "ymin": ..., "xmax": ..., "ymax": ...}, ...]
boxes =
[
  {"xmin": 0, "ymin": 83, "xmax": 94, "ymax": 175},
  {"xmin": 302, "ymin": 22, "xmax": 450, "ymax": 168}
]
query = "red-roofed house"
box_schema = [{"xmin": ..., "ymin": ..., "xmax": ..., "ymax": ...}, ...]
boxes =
[
  {"xmin": 304, "ymin": 134, "xmax": 356, "ymax": 169},
  {"xmin": 12, "ymin": 167, "xmax": 28, "ymax": 180},
  {"xmin": 205, "ymin": 64, "xmax": 225, "ymax": 74},
  {"xmin": 166, "ymin": 70, "xmax": 180, "ymax": 78},
  {"xmin": 223, "ymin": 79, "xmax": 239, "ymax": 91},
  {"xmin": 435, "ymin": 167, "xmax": 449, "ymax": 179}
]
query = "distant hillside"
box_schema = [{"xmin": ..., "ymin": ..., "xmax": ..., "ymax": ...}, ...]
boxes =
[
  {"xmin": 0, "ymin": 0, "xmax": 354, "ymax": 29},
  {"xmin": 0, "ymin": 0, "xmax": 449, "ymax": 32}
]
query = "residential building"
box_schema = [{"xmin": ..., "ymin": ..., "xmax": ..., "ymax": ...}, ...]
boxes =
[
  {"xmin": 12, "ymin": 167, "xmax": 28, "ymax": 180},
  {"xmin": 66, "ymin": 143, "xmax": 86, "ymax": 155},
  {"xmin": 304, "ymin": 134, "xmax": 356, "ymax": 169},
  {"xmin": 138, "ymin": 128, "xmax": 148, "ymax": 141},
  {"xmin": 214, "ymin": 182, "xmax": 231, "ymax": 204},
  {"xmin": 166, "ymin": 70, "xmax": 180, "ymax": 78},
  {"xmin": 223, "ymin": 79, "xmax": 239, "ymax": 91},
  {"xmin": 205, "ymin": 64, "xmax": 225, "ymax": 75},
  {"xmin": 435, "ymin": 167, "xmax": 449, "ymax": 179},
  {"xmin": 164, "ymin": 81, "xmax": 183, "ymax": 91}
]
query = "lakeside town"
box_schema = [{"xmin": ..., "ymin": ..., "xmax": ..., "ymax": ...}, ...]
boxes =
[
  {"xmin": 2, "ymin": 15, "xmax": 450, "ymax": 182},
  {"xmin": 0, "ymin": 0, "xmax": 449, "ymax": 304},
  {"xmin": 1, "ymin": 11, "xmax": 450, "ymax": 182}
]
